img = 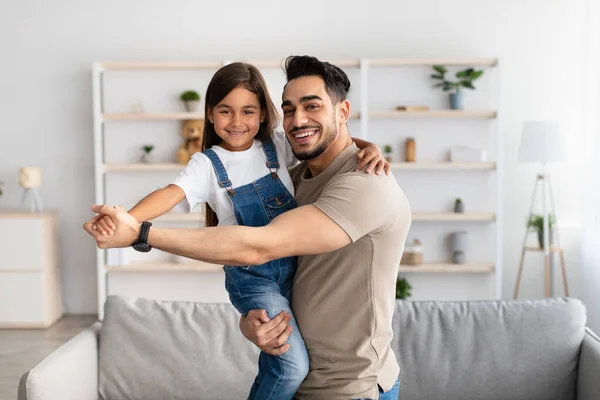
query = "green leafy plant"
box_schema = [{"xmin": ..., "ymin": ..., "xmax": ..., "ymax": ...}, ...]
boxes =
[
  {"xmin": 180, "ymin": 90, "xmax": 200, "ymax": 101},
  {"xmin": 431, "ymin": 65, "xmax": 484, "ymax": 93},
  {"xmin": 455, "ymin": 198, "xmax": 462, "ymax": 204},
  {"xmin": 0, "ymin": 182, "xmax": 4, "ymax": 197},
  {"xmin": 527, "ymin": 214, "xmax": 554, "ymax": 232},
  {"xmin": 383, "ymin": 145, "xmax": 393, "ymax": 154},
  {"xmin": 396, "ymin": 277, "xmax": 412, "ymax": 300},
  {"xmin": 141, "ymin": 145, "xmax": 154, "ymax": 154}
]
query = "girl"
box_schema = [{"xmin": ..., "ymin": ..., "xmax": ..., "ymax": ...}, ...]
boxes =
[{"xmin": 94, "ymin": 62, "xmax": 389, "ymax": 400}]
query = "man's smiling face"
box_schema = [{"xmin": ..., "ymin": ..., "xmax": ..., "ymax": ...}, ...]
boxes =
[{"xmin": 281, "ymin": 75, "xmax": 340, "ymax": 161}]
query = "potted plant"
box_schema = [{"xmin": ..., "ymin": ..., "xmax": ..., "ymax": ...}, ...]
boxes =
[
  {"xmin": 396, "ymin": 277, "xmax": 412, "ymax": 300},
  {"xmin": 0, "ymin": 181, "xmax": 4, "ymax": 198},
  {"xmin": 180, "ymin": 90, "xmax": 201, "ymax": 112},
  {"xmin": 454, "ymin": 198, "xmax": 464, "ymax": 213},
  {"xmin": 141, "ymin": 145, "xmax": 154, "ymax": 163},
  {"xmin": 431, "ymin": 65, "xmax": 484, "ymax": 110},
  {"xmin": 527, "ymin": 214, "xmax": 554, "ymax": 248},
  {"xmin": 383, "ymin": 144, "xmax": 393, "ymax": 163}
]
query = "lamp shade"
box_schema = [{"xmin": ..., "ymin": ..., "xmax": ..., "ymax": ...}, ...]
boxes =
[{"xmin": 518, "ymin": 121, "xmax": 566, "ymax": 163}]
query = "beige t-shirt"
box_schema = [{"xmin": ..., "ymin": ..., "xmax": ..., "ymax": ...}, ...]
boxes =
[{"xmin": 290, "ymin": 144, "xmax": 411, "ymax": 399}]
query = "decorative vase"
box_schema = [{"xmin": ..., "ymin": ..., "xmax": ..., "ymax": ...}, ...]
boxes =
[
  {"xmin": 184, "ymin": 100, "xmax": 200, "ymax": 112},
  {"xmin": 450, "ymin": 231, "xmax": 467, "ymax": 264},
  {"xmin": 405, "ymin": 138, "xmax": 416, "ymax": 162},
  {"xmin": 449, "ymin": 92, "xmax": 463, "ymax": 110}
]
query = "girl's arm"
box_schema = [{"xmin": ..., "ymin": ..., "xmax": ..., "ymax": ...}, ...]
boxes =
[
  {"xmin": 351, "ymin": 137, "xmax": 391, "ymax": 175},
  {"xmin": 93, "ymin": 184, "xmax": 186, "ymax": 235}
]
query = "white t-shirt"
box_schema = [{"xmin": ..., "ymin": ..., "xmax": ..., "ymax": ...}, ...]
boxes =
[{"xmin": 172, "ymin": 131, "xmax": 297, "ymax": 226}]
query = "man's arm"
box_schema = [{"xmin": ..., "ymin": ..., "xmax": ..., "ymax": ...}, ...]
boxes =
[{"xmin": 83, "ymin": 204, "xmax": 351, "ymax": 266}]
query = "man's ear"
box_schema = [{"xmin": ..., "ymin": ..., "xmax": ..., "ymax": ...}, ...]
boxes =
[{"xmin": 338, "ymin": 99, "xmax": 351, "ymax": 123}]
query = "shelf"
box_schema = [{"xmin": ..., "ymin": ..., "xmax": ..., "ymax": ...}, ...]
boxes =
[
  {"xmin": 524, "ymin": 246, "xmax": 562, "ymax": 253},
  {"xmin": 248, "ymin": 59, "xmax": 361, "ymax": 68},
  {"xmin": 369, "ymin": 58, "xmax": 498, "ymax": 67},
  {"xmin": 103, "ymin": 113, "xmax": 204, "ymax": 121},
  {"xmin": 398, "ymin": 262, "xmax": 495, "ymax": 273},
  {"xmin": 390, "ymin": 162, "xmax": 495, "ymax": 171},
  {"xmin": 412, "ymin": 212, "xmax": 495, "ymax": 222},
  {"xmin": 99, "ymin": 61, "xmax": 224, "ymax": 70},
  {"xmin": 154, "ymin": 213, "xmax": 204, "ymax": 222},
  {"xmin": 370, "ymin": 110, "xmax": 497, "ymax": 119},
  {"xmin": 106, "ymin": 261, "xmax": 223, "ymax": 273},
  {"xmin": 98, "ymin": 59, "xmax": 498, "ymax": 70},
  {"xmin": 104, "ymin": 163, "xmax": 183, "ymax": 172}
]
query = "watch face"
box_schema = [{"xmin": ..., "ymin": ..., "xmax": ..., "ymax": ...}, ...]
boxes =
[{"xmin": 133, "ymin": 242, "xmax": 151, "ymax": 252}]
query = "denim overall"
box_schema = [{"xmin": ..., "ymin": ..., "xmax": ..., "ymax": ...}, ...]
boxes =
[{"xmin": 203, "ymin": 139, "xmax": 309, "ymax": 400}]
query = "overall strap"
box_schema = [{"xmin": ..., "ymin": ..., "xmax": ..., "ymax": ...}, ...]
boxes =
[
  {"xmin": 261, "ymin": 138, "xmax": 280, "ymax": 178},
  {"xmin": 203, "ymin": 149, "xmax": 235, "ymax": 195}
]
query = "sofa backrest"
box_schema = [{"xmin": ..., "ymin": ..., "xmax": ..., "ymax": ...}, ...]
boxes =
[
  {"xmin": 391, "ymin": 298, "xmax": 586, "ymax": 400},
  {"xmin": 99, "ymin": 296, "xmax": 258, "ymax": 400},
  {"xmin": 99, "ymin": 296, "xmax": 586, "ymax": 400}
]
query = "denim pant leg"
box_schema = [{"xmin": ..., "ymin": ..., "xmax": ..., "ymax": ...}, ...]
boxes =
[
  {"xmin": 378, "ymin": 379, "xmax": 400, "ymax": 400},
  {"xmin": 353, "ymin": 378, "xmax": 400, "ymax": 400},
  {"xmin": 232, "ymin": 293, "xmax": 309, "ymax": 400}
]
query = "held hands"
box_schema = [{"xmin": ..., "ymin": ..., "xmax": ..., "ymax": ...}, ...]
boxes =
[
  {"xmin": 83, "ymin": 205, "xmax": 140, "ymax": 249},
  {"xmin": 239, "ymin": 309, "xmax": 293, "ymax": 356},
  {"xmin": 93, "ymin": 214, "xmax": 116, "ymax": 236},
  {"xmin": 356, "ymin": 144, "xmax": 391, "ymax": 175}
]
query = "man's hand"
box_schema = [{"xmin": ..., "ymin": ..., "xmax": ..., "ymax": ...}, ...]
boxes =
[
  {"xmin": 356, "ymin": 144, "xmax": 391, "ymax": 176},
  {"xmin": 93, "ymin": 215, "xmax": 116, "ymax": 236},
  {"xmin": 83, "ymin": 205, "xmax": 140, "ymax": 249},
  {"xmin": 239, "ymin": 309, "xmax": 293, "ymax": 356}
]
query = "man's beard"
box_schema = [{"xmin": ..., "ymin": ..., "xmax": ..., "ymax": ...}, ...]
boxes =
[{"xmin": 289, "ymin": 115, "xmax": 338, "ymax": 161}]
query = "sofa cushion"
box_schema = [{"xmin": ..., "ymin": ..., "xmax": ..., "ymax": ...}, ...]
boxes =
[
  {"xmin": 99, "ymin": 296, "xmax": 258, "ymax": 400},
  {"xmin": 391, "ymin": 298, "xmax": 586, "ymax": 400}
]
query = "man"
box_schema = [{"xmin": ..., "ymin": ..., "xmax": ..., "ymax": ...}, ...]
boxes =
[{"xmin": 84, "ymin": 55, "xmax": 411, "ymax": 400}]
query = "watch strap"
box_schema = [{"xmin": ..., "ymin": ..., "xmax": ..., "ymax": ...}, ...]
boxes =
[{"xmin": 138, "ymin": 221, "xmax": 152, "ymax": 244}]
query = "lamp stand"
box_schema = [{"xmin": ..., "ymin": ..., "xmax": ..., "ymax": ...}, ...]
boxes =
[
  {"xmin": 21, "ymin": 188, "xmax": 43, "ymax": 213},
  {"xmin": 513, "ymin": 168, "xmax": 569, "ymax": 298}
]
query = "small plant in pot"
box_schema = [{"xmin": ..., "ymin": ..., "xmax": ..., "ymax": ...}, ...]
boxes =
[
  {"xmin": 431, "ymin": 65, "xmax": 484, "ymax": 110},
  {"xmin": 396, "ymin": 277, "xmax": 412, "ymax": 300},
  {"xmin": 141, "ymin": 145, "xmax": 154, "ymax": 163},
  {"xmin": 383, "ymin": 144, "xmax": 393, "ymax": 163},
  {"xmin": 527, "ymin": 214, "xmax": 554, "ymax": 248},
  {"xmin": 180, "ymin": 90, "xmax": 201, "ymax": 112},
  {"xmin": 454, "ymin": 198, "xmax": 464, "ymax": 213}
]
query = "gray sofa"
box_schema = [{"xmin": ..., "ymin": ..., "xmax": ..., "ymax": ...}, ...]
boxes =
[{"xmin": 18, "ymin": 296, "xmax": 600, "ymax": 400}]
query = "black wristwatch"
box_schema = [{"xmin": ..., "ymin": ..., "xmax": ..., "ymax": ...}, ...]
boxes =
[{"xmin": 132, "ymin": 221, "xmax": 152, "ymax": 252}]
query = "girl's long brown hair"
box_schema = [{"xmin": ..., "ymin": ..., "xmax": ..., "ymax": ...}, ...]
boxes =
[{"xmin": 202, "ymin": 62, "xmax": 279, "ymax": 227}]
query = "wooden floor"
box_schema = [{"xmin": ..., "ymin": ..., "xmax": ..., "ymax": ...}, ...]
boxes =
[{"xmin": 0, "ymin": 315, "xmax": 98, "ymax": 400}]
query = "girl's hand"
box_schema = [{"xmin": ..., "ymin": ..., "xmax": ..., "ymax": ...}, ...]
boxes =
[
  {"xmin": 355, "ymin": 144, "xmax": 391, "ymax": 176},
  {"xmin": 93, "ymin": 214, "xmax": 116, "ymax": 235}
]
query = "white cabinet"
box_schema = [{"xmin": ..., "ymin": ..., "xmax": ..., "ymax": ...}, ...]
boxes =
[{"xmin": 0, "ymin": 212, "xmax": 63, "ymax": 328}]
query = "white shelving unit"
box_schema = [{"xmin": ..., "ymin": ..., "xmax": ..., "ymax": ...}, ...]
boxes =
[{"xmin": 92, "ymin": 57, "xmax": 501, "ymax": 316}]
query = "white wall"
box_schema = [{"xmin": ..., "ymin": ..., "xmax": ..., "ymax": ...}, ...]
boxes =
[{"xmin": 0, "ymin": 0, "xmax": 588, "ymax": 313}]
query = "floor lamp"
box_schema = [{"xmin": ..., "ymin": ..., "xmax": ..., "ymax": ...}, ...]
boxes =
[{"xmin": 513, "ymin": 121, "xmax": 569, "ymax": 298}]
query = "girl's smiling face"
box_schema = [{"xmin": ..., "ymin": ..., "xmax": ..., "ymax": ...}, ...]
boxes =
[{"xmin": 208, "ymin": 86, "xmax": 264, "ymax": 152}]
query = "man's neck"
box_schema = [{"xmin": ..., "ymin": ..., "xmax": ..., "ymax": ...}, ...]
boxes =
[{"xmin": 306, "ymin": 125, "xmax": 352, "ymax": 177}]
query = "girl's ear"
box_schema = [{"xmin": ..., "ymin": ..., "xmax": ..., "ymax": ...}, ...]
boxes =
[
  {"xmin": 207, "ymin": 108, "xmax": 214, "ymax": 124},
  {"xmin": 260, "ymin": 109, "xmax": 266, "ymax": 124}
]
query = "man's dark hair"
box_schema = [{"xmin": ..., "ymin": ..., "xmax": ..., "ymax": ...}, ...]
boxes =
[{"xmin": 284, "ymin": 55, "xmax": 351, "ymax": 103}]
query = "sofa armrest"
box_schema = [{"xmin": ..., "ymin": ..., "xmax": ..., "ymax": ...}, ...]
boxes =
[
  {"xmin": 18, "ymin": 322, "xmax": 101, "ymax": 400},
  {"xmin": 577, "ymin": 327, "xmax": 600, "ymax": 400}
]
